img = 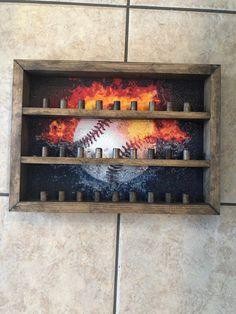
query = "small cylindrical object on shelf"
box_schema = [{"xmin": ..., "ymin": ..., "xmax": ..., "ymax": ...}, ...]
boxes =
[
  {"xmin": 59, "ymin": 146, "xmax": 66, "ymax": 157},
  {"xmin": 40, "ymin": 191, "xmax": 48, "ymax": 202},
  {"xmin": 58, "ymin": 191, "xmax": 65, "ymax": 202},
  {"xmin": 165, "ymin": 147, "xmax": 172, "ymax": 159},
  {"xmin": 148, "ymin": 192, "xmax": 154, "ymax": 203},
  {"xmin": 113, "ymin": 100, "xmax": 120, "ymax": 110},
  {"xmin": 113, "ymin": 148, "xmax": 120, "ymax": 159},
  {"xmin": 78, "ymin": 99, "xmax": 85, "ymax": 109},
  {"xmin": 149, "ymin": 101, "xmax": 156, "ymax": 111},
  {"xmin": 129, "ymin": 191, "xmax": 137, "ymax": 203},
  {"xmin": 165, "ymin": 192, "xmax": 172, "ymax": 203},
  {"xmin": 166, "ymin": 101, "xmax": 173, "ymax": 111},
  {"xmin": 182, "ymin": 193, "xmax": 190, "ymax": 204},
  {"xmin": 130, "ymin": 148, "xmax": 137, "ymax": 159},
  {"xmin": 42, "ymin": 146, "xmax": 48, "ymax": 157},
  {"xmin": 183, "ymin": 102, "xmax": 191, "ymax": 112},
  {"xmin": 130, "ymin": 101, "xmax": 138, "ymax": 111},
  {"xmin": 95, "ymin": 148, "xmax": 103, "ymax": 158},
  {"xmin": 147, "ymin": 148, "xmax": 155, "ymax": 159},
  {"xmin": 77, "ymin": 146, "xmax": 84, "ymax": 158},
  {"xmin": 183, "ymin": 149, "xmax": 190, "ymax": 160},
  {"xmin": 94, "ymin": 191, "xmax": 101, "ymax": 202},
  {"xmin": 86, "ymin": 150, "xmax": 92, "ymax": 158},
  {"xmin": 76, "ymin": 191, "xmax": 84, "ymax": 202},
  {"xmin": 42, "ymin": 98, "xmax": 49, "ymax": 108},
  {"xmin": 60, "ymin": 98, "xmax": 67, "ymax": 109},
  {"xmin": 112, "ymin": 191, "xmax": 120, "ymax": 202},
  {"xmin": 95, "ymin": 100, "xmax": 103, "ymax": 110}
]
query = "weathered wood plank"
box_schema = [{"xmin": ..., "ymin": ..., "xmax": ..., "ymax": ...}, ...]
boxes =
[
  {"xmin": 203, "ymin": 79, "xmax": 211, "ymax": 205},
  {"xmin": 13, "ymin": 202, "xmax": 217, "ymax": 215},
  {"xmin": 9, "ymin": 61, "xmax": 24, "ymax": 209},
  {"xmin": 16, "ymin": 60, "xmax": 217, "ymax": 76},
  {"xmin": 209, "ymin": 66, "xmax": 221, "ymax": 212},
  {"xmin": 21, "ymin": 157, "xmax": 210, "ymax": 168},
  {"xmin": 22, "ymin": 108, "xmax": 210, "ymax": 120}
]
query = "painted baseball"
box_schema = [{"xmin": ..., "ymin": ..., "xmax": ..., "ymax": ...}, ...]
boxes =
[{"xmin": 73, "ymin": 118, "xmax": 157, "ymax": 182}]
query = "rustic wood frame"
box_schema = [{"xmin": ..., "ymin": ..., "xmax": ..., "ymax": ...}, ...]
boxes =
[{"xmin": 9, "ymin": 60, "xmax": 221, "ymax": 214}]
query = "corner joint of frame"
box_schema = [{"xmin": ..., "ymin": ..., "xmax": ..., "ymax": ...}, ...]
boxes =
[
  {"xmin": 14, "ymin": 60, "xmax": 25, "ymax": 70},
  {"xmin": 9, "ymin": 202, "xmax": 20, "ymax": 212},
  {"xmin": 211, "ymin": 64, "xmax": 221, "ymax": 74},
  {"xmin": 209, "ymin": 203, "xmax": 220, "ymax": 215}
]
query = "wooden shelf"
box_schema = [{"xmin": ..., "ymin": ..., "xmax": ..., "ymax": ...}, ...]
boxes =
[
  {"xmin": 22, "ymin": 108, "xmax": 210, "ymax": 120},
  {"xmin": 21, "ymin": 157, "xmax": 210, "ymax": 168},
  {"xmin": 13, "ymin": 202, "xmax": 217, "ymax": 215}
]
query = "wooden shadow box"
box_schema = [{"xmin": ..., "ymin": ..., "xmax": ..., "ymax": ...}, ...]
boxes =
[{"xmin": 9, "ymin": 60, "xmax": 220, "ymax": 214}]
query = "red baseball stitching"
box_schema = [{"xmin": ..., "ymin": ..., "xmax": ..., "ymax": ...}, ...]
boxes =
[
  {"xmin": 106, "ymin": 135, "xmax": 156, "ymax": 182},
  {"xmin": 77, "ymin": 119, "xmax": 113, "ymax": 148},
  {"xmin": 120, "ymin": 135, "xmax": 156, "ymax": 157},
  {"xmin": 77, "ymin": 118, "xmax": 156, "ymax": 155},
  {"xmin": 77, "ymin": 119, "xmax": 156, "ymax": 182}
]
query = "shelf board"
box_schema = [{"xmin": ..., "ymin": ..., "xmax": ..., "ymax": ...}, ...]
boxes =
[
  {"xmin": 22, "ymin": 108, "xmax": 210, "ymax": 120},
  {"xmin": 13, "ymin": 202, "xmax": 217, "ymax": 215},
  {"xmin": 21, "ymin": 157, "xmax": 210, "ymax": 168}
]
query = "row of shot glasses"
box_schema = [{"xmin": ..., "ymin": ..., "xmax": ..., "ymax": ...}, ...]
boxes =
[
  {"xmin": 42, "ymin": 98, "xmax": 192, "ymax": 112},
  {"xmin": 40, "ymin": 191, "xmax": 191, "ymax": 204},
  {"xmin": 41, "ymin": 146, "xmax": 191, "ymax": 160}
]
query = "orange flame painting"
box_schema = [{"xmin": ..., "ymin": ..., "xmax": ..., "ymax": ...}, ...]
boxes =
[
  {"xmin": 39, "ymin": 79, "xmax": 190, "ymax": 146},
  {"xmin": 67, "ymin": 79, "xmax": 161, "ymax": 111}
]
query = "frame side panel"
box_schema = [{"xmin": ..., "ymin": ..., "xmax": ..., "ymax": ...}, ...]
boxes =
[
  {"xmin": 9, "ymin": 61, "xmax": 24, "ymax": 209},
  {"xmin": 210, "ymin": 66, "xmax": 221, "ymax": 212}
]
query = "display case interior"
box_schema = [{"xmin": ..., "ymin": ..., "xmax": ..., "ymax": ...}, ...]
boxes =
[{"xmin": 10, "ymin": 61, "xmax": 220, "ymax": 214}]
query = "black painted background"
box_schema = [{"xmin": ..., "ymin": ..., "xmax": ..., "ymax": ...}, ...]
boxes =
[{"xmin": 22, "ymin": 76, "xmax": 205, "ymax": 202}]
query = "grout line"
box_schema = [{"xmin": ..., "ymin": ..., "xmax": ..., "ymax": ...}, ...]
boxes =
[
  {"xmin": 0, "ymin": 0, "xmax": 127, "ymax": 8},
  {"xmin": 113, "ymin": 213, "xmax": 121, "ymax": 314},
  {"xmin": 124, "ymin": 0, "xmax": 130, "ymax": 62},
  {"xmin": 0, "ymin": 193, "xmax": 9, "ymax": 197},
  {"xmin": 1, "ymin": 1, "xmax": 235, "ymax": 15},
  {"xmin": 130, "ymin": 4, "xmax": 236, "ymax": 15}
]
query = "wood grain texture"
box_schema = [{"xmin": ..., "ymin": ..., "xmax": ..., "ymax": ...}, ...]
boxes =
[
  {"xmin": 12, "ymin": 202, "xmax": 217, "ymax": 215},
  {"xmin": 209, "ymin": 66, "xmax": 221, "ymax": 212},
  {"xmin": 22, "ymin": 108, "xmax": 210, "ymax": 120},
  {"xmin": 203, "ymin": 79, "xmax": 211, "ymax": 204},
  {"xmin": 21, "ymin": 157, "xmax": 210, "ymax": 168},
  {"xmin": 9, "ymin": 61, "xmax": 24, "ymax": 209},
  {"xmin": 16, "ymin": 60, "xmax": 217, "ymax": 77}
]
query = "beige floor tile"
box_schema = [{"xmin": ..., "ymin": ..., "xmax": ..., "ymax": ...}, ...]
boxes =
[
  {"xmin": 0, "ymin": 3, "xmax": 126, "ymax": 193},
  {"xmin": 0, "ymin": 197, "xmax": 8, "ymax": 241},
  {"xmin": 220, "ymin": 64, "xmax": 236, "ymax": 203},
  {"xmin": 118, "ymin": 206, "xmax": 236, "ymax": 314},
  {"xmin": 131, "ymin": 0, "xmax": 236, "ymax": 10},
  {"xmin": 0, "ymin": 197, "xmax": 117, "ymax": 313},
  {"xmin": 128, "ymin": 9, "xmax": 236, "ymax": 202},
  {"xmin": 128, "ymin": 9, "xmax": 235, "ymax": 64}
]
